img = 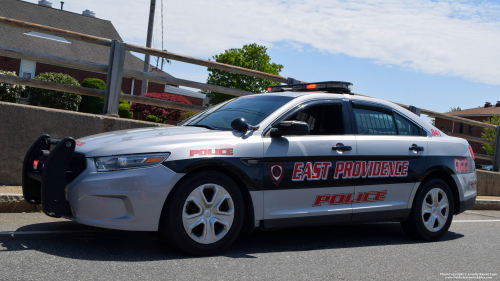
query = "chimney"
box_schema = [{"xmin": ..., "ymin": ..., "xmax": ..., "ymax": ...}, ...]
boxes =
[
  {"xmin": 60, "ymin": 1, "xmax": 64, "ymax": 10},
  {"xmin": 496, "ymin": 101, "xmax": 500, "ymax": 107},
  {"xmin": 38, "ymin": 0, "xmax": 52, "ymax": 7},
  {"xmin": 485, "ymin": 102, "xmax": 492, "ymax": 108},
  {"xmin": 82, "ymin": 9, "xmax": 96, "ymax": 18}
]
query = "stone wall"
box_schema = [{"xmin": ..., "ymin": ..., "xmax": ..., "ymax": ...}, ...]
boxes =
[
  {"xmin": 476, "ymin": 170, "xmax": 500, "ymax": 196},
  {"xmin": 0, "ymin": 101, "xmax": 168, "ymax": 185}
]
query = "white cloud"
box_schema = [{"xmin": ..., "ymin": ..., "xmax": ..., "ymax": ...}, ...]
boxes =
[{"xmin": 23, "ymin": 0, "xmax": 500, "ymax": 85}]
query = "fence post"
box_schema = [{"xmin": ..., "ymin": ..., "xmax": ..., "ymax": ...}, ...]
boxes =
[
  {"xmin": 493, "ymin": 126, "xmax": 500, "ymax": 172},
  {"xmin": 103, "ymin": 40, "xmax": 125, "ymax": 116},
  {"xmin": 103, "ymin": 40, "xmax": 115, "ymax": 114}
]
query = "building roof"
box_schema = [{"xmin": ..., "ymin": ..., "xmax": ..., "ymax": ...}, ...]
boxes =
[
  {"xmin": 0, "ymin": 0, "xmax": 170, "ymax": 75},
  {"xmin": 444, "ymin": 106, "xmax": 500, "ymax": 117}
]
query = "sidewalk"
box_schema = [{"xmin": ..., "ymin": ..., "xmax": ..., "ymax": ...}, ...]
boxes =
[{"xmin": 1, "ymin": 186, "xmax": 499, "ymax": 213}]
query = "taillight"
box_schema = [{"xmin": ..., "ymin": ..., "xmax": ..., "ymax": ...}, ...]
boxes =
[
  {"xmin": 33, "ymin": 160, "xmax": 39, "ymax": 170},
  {"xmin": 468, "ymin": 146, "xmax": 475, "ymax": 161},
  {"xmin": 267, "ymin": 87, "xmax": 272, "ymax": 92}
]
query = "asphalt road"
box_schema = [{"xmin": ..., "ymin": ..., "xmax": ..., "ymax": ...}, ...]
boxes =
[{"xmin": 0, "ymin": 211, "xmax": 499, "ymax": 281}]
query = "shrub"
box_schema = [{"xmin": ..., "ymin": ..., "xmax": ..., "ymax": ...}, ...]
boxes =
[
  {"xmin": 146, "ymin": 115, "xmax": 161, "ymax": 123},
  {"xmin": 119, "ymin": 101, "xmax": 133, "ymax": 119},
  {"xmin": 0, "ymin": 70, "xmax": 25, "ymax": 103},
  {"xmin": 28, "ymin": 72, "xmax": 81, "ymax": 111},
  {"xmin": 179, "ymin": 111, "xmax": 197, "ymax": 122},
  {"xmin": 131, "ymin": 92, "xmax": 193, "ymax": 122},
  {"xmin": 79, "ymin": 78, "xmax": 132, "ymax": 118},
  {"xmin": 79, "ymin": 78, "xmax": 106, "ymax": 114}
]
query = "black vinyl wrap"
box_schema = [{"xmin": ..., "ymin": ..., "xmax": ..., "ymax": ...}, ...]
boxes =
[{"xmin": 162, "ymin": 156, "xmax": 472, "ymax": 192}]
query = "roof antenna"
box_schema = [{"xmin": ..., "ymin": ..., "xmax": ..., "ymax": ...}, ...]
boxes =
[{"xmin": 60, "ymin": 1, "xmax": 64, "ymax": 10}]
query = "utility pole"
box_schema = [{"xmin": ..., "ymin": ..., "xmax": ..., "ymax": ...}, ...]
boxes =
[{"xmin": 140, "ymin": 0, "xmax": 156, "ymax": 96}]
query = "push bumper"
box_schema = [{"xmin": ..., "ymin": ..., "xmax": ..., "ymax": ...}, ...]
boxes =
[{"xmin": 22, "ymin": 135, "xmax": 78, "ymax": 217}]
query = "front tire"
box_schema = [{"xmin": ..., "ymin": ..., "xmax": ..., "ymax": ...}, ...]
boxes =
[
  {"xmin": 401, "ymin": 178, "xmax": 454, "ymax": 241},
  {"xmin": 159, "ymin": 170, "xmax": 244, "ymax": 256}
]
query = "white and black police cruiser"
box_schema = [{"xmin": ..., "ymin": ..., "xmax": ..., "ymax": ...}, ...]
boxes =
[{"xmin": 22, "ymin": 81, "xmax": 477, "ymax": 255}]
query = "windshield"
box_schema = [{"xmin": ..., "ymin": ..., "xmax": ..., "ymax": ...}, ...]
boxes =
[{"xmin": 182, "ymin": 95, "xmax": 294, "ymax": 130}]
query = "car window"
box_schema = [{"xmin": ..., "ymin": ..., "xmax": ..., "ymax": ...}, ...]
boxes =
[
  {"xmin": 184, "ymin": 95, "xmax": 294, "ymax": 130},
  {"xmin": 353, "ymin": 108, "xmax": 396, "ymax": 135},
  {"xmin": 394, "ymin": 113, "xmax": 421, "ymax": 136},
  {"xmin": 285, "ymin": 104, "xmax": 344, "ymax": 135}
]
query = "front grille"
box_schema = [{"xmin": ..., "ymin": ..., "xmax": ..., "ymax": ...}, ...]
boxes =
[{"xmin": 66, "ymin": 153, "xmax": 87, "ymax": 183}]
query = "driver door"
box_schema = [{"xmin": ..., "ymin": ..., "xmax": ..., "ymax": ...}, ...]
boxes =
[{"xmin": 261, "ymin": 100, "xmax": 357, "ymax": 228}]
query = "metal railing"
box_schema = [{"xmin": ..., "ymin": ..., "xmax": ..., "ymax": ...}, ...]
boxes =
[{"xmin": 0, "ymin": 16, "xmax": 498, "ymax": 171}]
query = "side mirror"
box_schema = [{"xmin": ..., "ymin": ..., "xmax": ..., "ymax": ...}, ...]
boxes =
[
  {"xmin": 231, "ymin": 117, "xmax": 248, "ymax": 132},
  {"xmin": 231, "ymin": 118, "xmax": 260, "ymax": 132},
  {"xmin": 270, "ymin": 121, "xmax": 309, "ymax": 138}
]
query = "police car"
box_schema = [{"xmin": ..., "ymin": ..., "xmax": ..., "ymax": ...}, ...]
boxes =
[{"xmin": 22, "ymin": 81, "xmax": 477, "ymax": 255}]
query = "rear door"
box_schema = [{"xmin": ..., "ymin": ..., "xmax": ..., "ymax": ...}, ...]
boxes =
[
  {"xmin": 348, "ymin": 101, "xmax": 428, "ymax": 222},
  {"xmin": 262, "ymin": 99, "xmax": 357, "ymax": 228}
]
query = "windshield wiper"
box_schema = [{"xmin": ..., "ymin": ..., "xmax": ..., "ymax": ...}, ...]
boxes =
[{"xmin": 185, "ymin": 124, "xmax": 218, "ymax": 130}]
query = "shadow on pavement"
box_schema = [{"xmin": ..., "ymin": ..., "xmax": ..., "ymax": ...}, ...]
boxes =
[{"xmin": 0, "ymin": 220, "xmax": 464, "ymax": 260}]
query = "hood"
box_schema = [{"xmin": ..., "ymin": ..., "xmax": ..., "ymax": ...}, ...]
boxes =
[{"xmin": 75, "ymin": 126, "xmax": 240, "ymax": 158}]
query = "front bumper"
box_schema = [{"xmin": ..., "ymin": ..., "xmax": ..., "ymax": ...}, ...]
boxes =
[
  {"xmin": 22, "ymin": 135, "xmax": 185, "ymax": 231},
  {"xmin": 67, "ymin": 160, "xmax": 184, "ymax": 231}
]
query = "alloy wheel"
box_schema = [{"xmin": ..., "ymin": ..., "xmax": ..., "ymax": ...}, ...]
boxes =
[
  {"xmin": 182, "ymin": 184, "xmax": 235, "ymax": 244},
  {"xmin": 421, "ymin": 188, "xmax": 449, "ymax": 232}
]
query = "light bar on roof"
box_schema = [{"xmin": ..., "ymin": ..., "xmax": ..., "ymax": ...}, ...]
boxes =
[{"xmin": 267, "ymin": 81, "xmax": 353, "ymax": 94}]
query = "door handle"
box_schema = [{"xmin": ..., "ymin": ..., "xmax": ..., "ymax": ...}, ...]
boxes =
[
  {"xmin": 409, "ymin": 144, "xmax": 424, "ymax": 152},
  {"xmin": 333, "ymin": 145, "xmax": 352, "ymax": 151}
]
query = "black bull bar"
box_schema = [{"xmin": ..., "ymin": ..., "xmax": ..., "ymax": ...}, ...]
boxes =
[{"xmin": 22, "ymin": 134, "xmax": 76, "ymax": 218}]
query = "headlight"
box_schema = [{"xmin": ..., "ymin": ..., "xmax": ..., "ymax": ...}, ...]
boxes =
[{"xmin": 94, "ymin": 153, "xmax": 170, "ymax": 172}]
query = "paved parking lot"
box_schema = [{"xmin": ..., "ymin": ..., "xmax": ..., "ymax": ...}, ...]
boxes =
[{"xmin": 0, "ymin": 211, "xmax": 499, "ymax": 280}]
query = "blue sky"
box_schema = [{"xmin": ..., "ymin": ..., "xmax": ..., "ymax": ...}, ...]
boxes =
[{"xmin": 23, "ymin": 0, "xmax": 500, "ymax": 116}]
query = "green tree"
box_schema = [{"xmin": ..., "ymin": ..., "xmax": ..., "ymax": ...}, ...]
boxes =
[
  {"xmin": 481, "ymin": 114, "xmax": 500, "ymax": 155},
  {"xmin": 449, "ymin": 107, "xmax": 461, "ymax": 112},
  {"xmin": 203, "ymin": 43, "xmax": 284, "ymax": 106},
  {"xmin": 28, "ymin": 73, "xmax": 81, "ymax": 111}
]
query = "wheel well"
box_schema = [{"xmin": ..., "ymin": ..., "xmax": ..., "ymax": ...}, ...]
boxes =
[
  {"xmin": 163, "ymin": 166, "xmax": 256, "ymax": 234},
  {"xmin": 419, "ymin": 170, "xmax": 460, "ymax": 215}
]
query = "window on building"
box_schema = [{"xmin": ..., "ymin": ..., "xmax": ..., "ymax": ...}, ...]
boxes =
[
  {"xmin": 441, "ymin": 127, "xmax": 444, "ymax": 131},
  {"xmin": 24, "ymin": 31, "xmax": 70, "ymax": 44},
  {"xmin": 286, "ymin": 104, "xmax": 344, "ymax": 135},
  {"xmin": 469, "ymin": 125, "xmax": 473, "ymax": 134},
  {"xmin": 459, "ymin": 123, "xmax": 464, "ymax": 134}
]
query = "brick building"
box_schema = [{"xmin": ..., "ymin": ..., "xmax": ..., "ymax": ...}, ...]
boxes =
[
  {"xmin": 0, "ymin": 0, "xmax": 206, "ymax": 108},
  {"xmin": 435, "ymin": 101, "xmax": 500, "ymax": 164}
]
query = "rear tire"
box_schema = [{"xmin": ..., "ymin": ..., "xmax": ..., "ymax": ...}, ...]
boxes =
[
  {"xmin": 159, "ymin": 170, "xmax": 244, "ymax": 256},
  {"xmin": 401, "ymin": 178, "xmax": 454, "ymax": 241}
]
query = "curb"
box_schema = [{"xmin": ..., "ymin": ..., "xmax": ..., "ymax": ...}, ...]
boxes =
[
  {"xmin": 0, "ymin": 194, "xmax": 42, "ymax": 213},
  {"xmin": 470, "ymin": 199, "xmax": 500, "ymax": 211},
  {"xmin": 1, "ymin": 194, "xmax": 499, "ymax": 213}
]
